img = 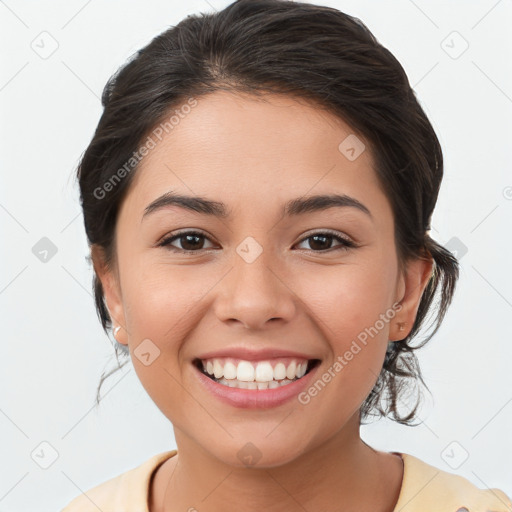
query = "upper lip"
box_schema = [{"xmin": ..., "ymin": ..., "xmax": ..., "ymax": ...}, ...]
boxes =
[{"xmin": 195, "ymin": 346, "xmax": 320, "ymax": 362}]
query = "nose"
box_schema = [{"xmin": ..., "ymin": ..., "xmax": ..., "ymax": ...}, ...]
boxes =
[{"xmin": 213, "ymin": 248, "xmax": 297, "ymax": 331}]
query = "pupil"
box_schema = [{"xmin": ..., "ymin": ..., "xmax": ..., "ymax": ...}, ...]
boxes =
[
  {"xmin": 182, "ymin": 234, "xmax": 202, "ymax": 250},
  {"xmin": 310, "ymin": 234, "xmax": 331, "ymax": 251}
]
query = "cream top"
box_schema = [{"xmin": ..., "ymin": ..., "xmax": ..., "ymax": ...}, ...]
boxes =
[{"xmin": 61, "ymin": 450, "xmax": 512, "ymax": 512}]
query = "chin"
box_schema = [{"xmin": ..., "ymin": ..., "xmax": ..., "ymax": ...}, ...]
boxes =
[{"xmin": 209, "ymin": 436, "xmax": 311, "ymax": 469}]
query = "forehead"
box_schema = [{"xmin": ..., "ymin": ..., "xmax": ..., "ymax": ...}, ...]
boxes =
[{"xmin": 120, "ymin": 90, "xmax": 390, "ymax": 223}]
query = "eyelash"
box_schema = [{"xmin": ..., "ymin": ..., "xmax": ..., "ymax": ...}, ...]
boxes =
[{"xmin": 157, "ymin": 229, "xmax": 358, "ymax": 254}]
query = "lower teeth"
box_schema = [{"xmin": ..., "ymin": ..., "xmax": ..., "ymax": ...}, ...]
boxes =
[{"xmin": 214, "ymin": 377, "xmax": 298, "ymax": 389}]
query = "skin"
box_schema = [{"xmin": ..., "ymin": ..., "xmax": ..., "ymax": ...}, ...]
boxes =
[{"xmin": 92, "ymin": 90, "xmax": 433, "ymax": 512}]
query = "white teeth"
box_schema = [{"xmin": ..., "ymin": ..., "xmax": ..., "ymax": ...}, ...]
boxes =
[
  {"xmin": 273, "ymin": 362, "xmax": 286, "ymax": 380},
  {"xmin": 201, "ymin": 357, "xmax": 312, "ymax": 383},
  {"xmin": 298, "ymin": 363, "xmax": 306, "ymax": 378},
  {"xmin": 213, "ymin": 360, "xmax": 224, "ymax": 379},
  {"xmin": 286, "ymin": 361, "xmax": 297, "ymax": 380},
  {"xmin": 254, "ymin": 362, "xmax": 274, "ymax": 382},
  {"xmin": 217, "ymin": 378, "xmax": 294, "ymax": 389},
  {"xmin": 237, "ymin": 361, "xmax": 255, "ymax": 381},
  {"xmin": 224, "ymin": 361, "xmax": 237, "ymax": 380}
]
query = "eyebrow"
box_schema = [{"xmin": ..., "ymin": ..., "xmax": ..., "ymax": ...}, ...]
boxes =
[{"xmin": 142, "ymin": 191, "xmax": 373, "ymax": 222}]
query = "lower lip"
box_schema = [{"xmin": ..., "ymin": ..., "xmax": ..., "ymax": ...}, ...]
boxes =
[{"xmin": 193, "ymin": 362, "xmax": 320, "ymax": 409}]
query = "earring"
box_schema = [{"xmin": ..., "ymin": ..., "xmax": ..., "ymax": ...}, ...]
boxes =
[
  {"xmin": 388, "ymin": 322, "xmax": 406, "ymax": 344},
  {"xmin": 113, "ymin": 325, "xmax": 121, "ymax": 339}
]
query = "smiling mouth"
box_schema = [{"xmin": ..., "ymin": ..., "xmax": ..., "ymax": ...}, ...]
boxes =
[{"xmin": 193, "ymin": 358, "xmax": 320, "ymax": 390}]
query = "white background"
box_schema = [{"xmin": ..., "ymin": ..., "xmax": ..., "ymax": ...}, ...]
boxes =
[{"xmin": 1, "ymin": 1, "xmax": 511, "ymax": 510}]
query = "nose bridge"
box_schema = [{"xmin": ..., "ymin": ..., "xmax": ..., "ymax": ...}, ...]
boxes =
[
  {"xmin": 234, "ymin": 237, "xmax": 278, "ymax": 295},
  {"xmin": 214, "ymin": 234, "xmax": 296, "ymax": 328}
]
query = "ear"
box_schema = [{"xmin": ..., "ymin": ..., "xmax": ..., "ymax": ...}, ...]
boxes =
[
  {"xmin": 390, "ymin": 252, "xmax": 434, "ymax": 341},
  {"xmin": 90, "ymin": 244, "xmax": 128, "ymax": 345}
]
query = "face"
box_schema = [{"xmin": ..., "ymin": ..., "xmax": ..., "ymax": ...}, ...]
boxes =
[{"xmin": 94, "ymin": 90, "xmax": 432, "ymax": 467}]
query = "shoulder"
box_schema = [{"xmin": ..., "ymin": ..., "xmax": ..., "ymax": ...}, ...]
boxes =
[
  {"xmin": 395, "ymin": 452, "xmax": 512, "ymax": 512},
  {"xmin": 60, "ymin": 450, "xmax": 177, "ymax": 512}
]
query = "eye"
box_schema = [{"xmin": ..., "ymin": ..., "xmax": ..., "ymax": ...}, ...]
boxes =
[
  {"xmin": 294, "ymin": 230, "xmax": 356, "ymax": 252},
  {"xmin": 157, "ymin": 230, "xmax": 216, "ymax": 253},
  {"xmin": 157, "ymin": 229, "xmax": 357, "ymax": 254}
]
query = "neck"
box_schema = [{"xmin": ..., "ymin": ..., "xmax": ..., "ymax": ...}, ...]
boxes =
[{"xmin": 150, "ymin": 413, "xmax": 404, "ymax": 512}]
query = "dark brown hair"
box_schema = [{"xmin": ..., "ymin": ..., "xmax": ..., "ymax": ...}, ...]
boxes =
[{"xmin": 77, "ymin": 0, "xmax": 459, "ymax": 424}]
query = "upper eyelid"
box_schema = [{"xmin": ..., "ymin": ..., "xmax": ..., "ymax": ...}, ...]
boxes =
[
  {"xmin": 160, "ymin": 228, "xmax": 214, "ymax": 243},
  {"xmin": 157, "ymin": 230, "xmax": 217, "ymax": 252}
]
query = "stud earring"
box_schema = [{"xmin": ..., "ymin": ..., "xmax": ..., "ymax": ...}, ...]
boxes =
[
  {"xmin": 113, "ymin": 325, "xmax": 121, "ymax": 339},
  {"xmin": 397, "ymin": 322, "xmax": 405, "ymax": 332}
]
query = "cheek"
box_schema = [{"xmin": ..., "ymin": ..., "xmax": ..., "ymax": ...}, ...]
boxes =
[
  {"xmin": 120, "ymin": 262, "xmax": 220, "ymax": 396},
  {"xmin": 302, "ymin": 260, "xmax": 396, "ymax": 346},
  {"xmin": 123, "ymin": 259, "xmax": 208, "ymax": 334},
  {"xmin": 120, "ymin": 265, "xmax": 201, "ymax": 411},
  {"xmin": 296, "ymin": 263, "xmax": 395, "ymax": 408},
  {"xmin": 335, "ymin": 265, "xmax": 398, "ymax": 393}
]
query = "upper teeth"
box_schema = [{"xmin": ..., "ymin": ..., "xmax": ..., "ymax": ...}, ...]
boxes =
[{"xmin": 201, "ymin": 358, "xmax": 308, "ymax": 382}]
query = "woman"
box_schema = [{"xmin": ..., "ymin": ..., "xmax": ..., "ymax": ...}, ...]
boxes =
[{"xmin": 61, "ymin": 0, "xmax": 511, "ymax": 510}]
